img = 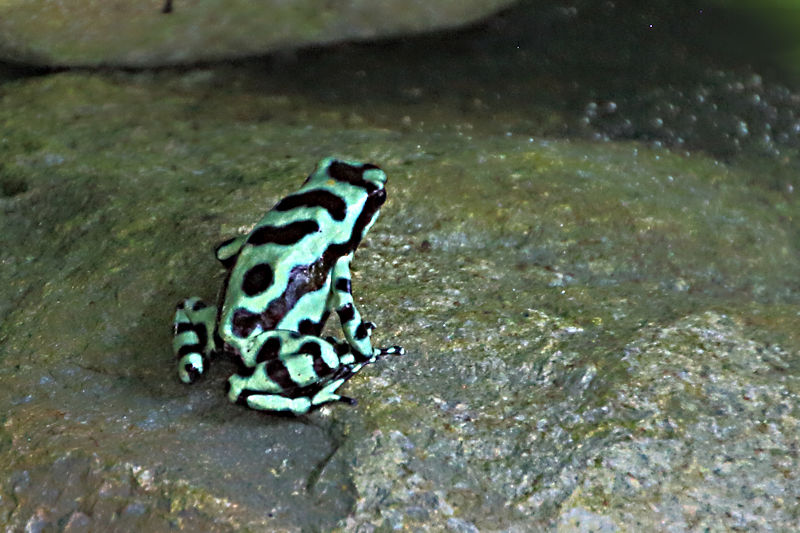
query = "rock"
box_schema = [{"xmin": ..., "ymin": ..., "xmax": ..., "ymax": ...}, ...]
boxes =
[
  {"xmin": 1, "ymin": 71, "xmax": 797, "ymax": 530},
  {"xmin": 1, "ymin": 3, "xmax": 799, "ymax": 528},
  {"xmin": 0, "ymin": 0, "xmax": 517, "ymax": 67}
]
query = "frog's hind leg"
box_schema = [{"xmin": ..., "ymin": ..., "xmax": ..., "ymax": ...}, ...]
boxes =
[
  {"xmin": 227, "ymin": 333, "xmax": 358, "ymax": 415},
  {"xmin": 173, "ymin": 297, "xmax": 217, "ymax": 384},
  {"xmin": 230, "ymin": 374, "xmax": 356, "ymax": 415}
]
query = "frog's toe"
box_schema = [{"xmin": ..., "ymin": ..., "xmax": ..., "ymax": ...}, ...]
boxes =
[{"xmin": 178, "ymin": 353, "xmax": 204, "ymax": 384}]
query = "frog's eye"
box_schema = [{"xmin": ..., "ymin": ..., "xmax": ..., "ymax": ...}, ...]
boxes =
[{"xmin": 370, "ymin": 188, "xmax": 387, "ymax": 206}]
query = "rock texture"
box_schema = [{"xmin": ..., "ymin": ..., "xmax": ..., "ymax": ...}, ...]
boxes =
[
  {"xmin": 1, "ymin": 69, "xmax": 798, "ymax": 530},
  {"xmin": 1, "ymin": 2, "xmax": 799, "ymax": 529},
  {"xmin": 0, "ymin": 0, "xmax": 516, "ymax": 67}
]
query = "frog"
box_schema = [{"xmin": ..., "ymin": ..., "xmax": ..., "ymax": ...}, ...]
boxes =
[{"xmin": 172, "ymin": 157, "xmax": 405, "ymax": 415}]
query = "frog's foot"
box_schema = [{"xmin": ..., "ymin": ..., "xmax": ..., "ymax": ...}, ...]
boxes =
[
  {"xmin": 244, "ymin": 394, "xmax": 313, "ymax": 415},
  {"xmin": 226, "ymin": 375, "xmax": 354, "ymax": 415},
  {"xmin": 226, "ymin": 374, "xmax": 310, "ymax": 413},
  {"xmin": 309, "ymin": 377, "xmax": 351, "ymax": 408},
  {"xmin": 173, "ymin": 297, "xmax": 217, "ymax": 384}
]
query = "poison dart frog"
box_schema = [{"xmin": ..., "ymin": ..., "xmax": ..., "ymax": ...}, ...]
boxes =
[{"xmin": 172, "ymin": 157, "xmax": 405, "ymax": 414}]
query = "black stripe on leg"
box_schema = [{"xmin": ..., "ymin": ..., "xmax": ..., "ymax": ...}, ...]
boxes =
[
  {"xmin": 175, "ymin": 322, "xmax": 193, "ymax": 335},
  {"xmin": 337, "ymin": 303, "xmax": 355, "ymax": 323},
  {"xmin": 352, "ymin": 349, "xmax": 373, "ymax": 363},
  {"xmin": 255, "ymin": 336, "xmax": 282, "ymax": 364},
  {"xmin": 177, "ymin": 343, "xmax": 204, "ymax": 358},
  {"xmin": 266, "ymin": 360, "xmax": 297, "ymax": 391},
  {"xmin": 298, "ymin": 341, "xmax": 321, "ymax": 357},
  {"xmin": 194, "ymin": 323, "xmax": 208, "ymax": 351},
  {"xmin": 334, "ymin": 277, "xmax": 351, "ymax": 293},
  {"xmin": 175, "ymin": 322, "xmax": 208, "ymax": 354},
  {"xmin": 355, "ymin": 322, "xmax": 369, "ymax": 340},
  {"xmin": 299, "ymin": 341, "xmax": 334, "ymax": 377}
]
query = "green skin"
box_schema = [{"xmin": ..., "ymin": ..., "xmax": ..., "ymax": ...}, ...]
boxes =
[{"xmin": 172, "ymin": 157, "xmax": 404, "ymax": 415}]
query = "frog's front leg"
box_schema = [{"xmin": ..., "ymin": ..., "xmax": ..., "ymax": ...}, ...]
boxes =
[
  {"xmin": 173, "ymin": 297, "xmax": 218, "ymax": 383},
  {"xmin": 214, "ymin": 234, "xmax": 247, "ymax": 268},
  {"xmin": 328, "ymin": 255, "xmax": 405, "ymax": 361}
]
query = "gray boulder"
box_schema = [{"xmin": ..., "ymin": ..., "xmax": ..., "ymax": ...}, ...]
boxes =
[{"xmin": 0, "ymin": 0, "xmax": 517, "ymax": 67}]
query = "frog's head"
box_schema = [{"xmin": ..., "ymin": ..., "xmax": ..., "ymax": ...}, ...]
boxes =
[
  {"xmin": 309, "ymin": 155, "xmax": 387, "ymax": 214},
  {"xmin": 305, "ymin": 157, "xmax": 388, "ymax": 243},
  {"xmin": 309, "ymin": 157, "xmax": 384, "ymax": 190},
  {"xmin": 359, "ymin": 163, "xmax": 387, "ymax": 236}
]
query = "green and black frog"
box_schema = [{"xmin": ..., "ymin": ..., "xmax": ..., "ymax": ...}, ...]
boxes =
[{"xmin": 172, "ymin": 157, "xmax": 404, "ymax": 414}]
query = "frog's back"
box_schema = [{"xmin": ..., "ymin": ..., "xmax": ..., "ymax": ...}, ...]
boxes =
[
  {"xmin": 172, "ymin": 157, "xmax": 403, "ymax": 413},
  {"xmin": 218, "ymin": 158, "xmax": 386, "ymax": 341}
]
